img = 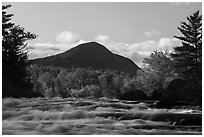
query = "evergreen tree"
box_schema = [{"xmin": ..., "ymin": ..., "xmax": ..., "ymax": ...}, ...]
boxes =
[
  {"xmin": 171, "ymin": 10, "xmax": 202, "ymax": 81},
  {"xmin": 2, "ymin": 4, "xmax": 37, "ymax": 97},
  {"xmin": 2, "ymin": 5, "xmax": 14, "ymax": 79}
]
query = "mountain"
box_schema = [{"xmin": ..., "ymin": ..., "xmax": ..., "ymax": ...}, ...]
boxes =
[{"xmin": 31, "ymin": 42, "xmax": 140, "ymax": 75}]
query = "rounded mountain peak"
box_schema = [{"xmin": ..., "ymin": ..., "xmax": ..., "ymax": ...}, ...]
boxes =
[{"xmin": 68, "ymin": 41, "xmax": 112, "ymax": 55}]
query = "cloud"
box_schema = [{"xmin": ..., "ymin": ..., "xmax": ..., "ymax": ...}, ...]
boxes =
[
  {"xmin": 28, "ymin": 48, "xmax": 59, "ymax": 59},
  {"xmin": 56, "ymin": 31, "xmax": 80, "ymax": 43},
  {"xmin": 94, "ymin": 34, "xmax": 110, "ymax": 43},
  {"xmin": 158, "ymin": 38, "xmax": 179, "ymax": 49},
  {"xmin": 28, "ymin": 42, "xmax": 69, "ymax": 59},
  {"xmin": 144, "ymin": 30, "xmax": 161, "ymax": 37},
  {"xmin": 28, "ymin": 42, "xmax": 69, "ymax": 51}
]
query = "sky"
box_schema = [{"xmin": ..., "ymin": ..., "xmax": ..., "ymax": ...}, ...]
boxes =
[{"xmin": 4, "ymin": 2, "xmax": 202, "ymax": 67}]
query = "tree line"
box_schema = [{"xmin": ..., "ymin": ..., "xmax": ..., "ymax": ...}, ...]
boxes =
[{"xmin": 27, "ymin": 65, "xmax": 149, "ymax": 99}]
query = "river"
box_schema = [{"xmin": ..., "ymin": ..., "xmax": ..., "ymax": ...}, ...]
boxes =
[{"xmin": 2, "ymin": 97, "xmax": 202, "ymax": 135}]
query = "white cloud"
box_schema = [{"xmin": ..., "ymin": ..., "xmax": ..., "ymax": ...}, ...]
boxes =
[
  {"xmin": 28, "ymin": 42, "xmax": 70, "ymax": 59},
  {"xmin": 56, "ymin": 31, "xmax": 80, "ymax": 43},
  {"xmin": 28, "ymin": 42, "xmax": 73, "ymax": 51},
  {"xmin": 28, "ymin": 48, "xmax": 59, "ymax": 59},
  {"xmin": 158, "ymin": 38, "xmax": 179, "ymax": 49},
  {"xmin": 77, "ymin": 39, "xmax": 91, "ymax": 45},
  {"xmin": 94, "ymin": 34, "xmax": 110, "ymax": 43},
  {"xmin": 144, "ymin": 30, "xmax": 161, "ymax": 37}
]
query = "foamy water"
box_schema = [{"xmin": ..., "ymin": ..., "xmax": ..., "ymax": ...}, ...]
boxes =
[{"xmin": 2, "ymin": 97, "xmax": 202, "ymax": 135}]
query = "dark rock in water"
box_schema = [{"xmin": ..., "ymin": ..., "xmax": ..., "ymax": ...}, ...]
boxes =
[
  {"xmin": 174, "ymin": 117, "xmax": 202, "ymax": 126},
  {"xmin": 154, "ymin": 100, "xmax": 193, "ymax": 108},
  {"xmin": 172, "ymin": 114, "xmax": 202, "ymax": 126},
  {"xmin": 119, "ymin": 89, "xmax": 148, "ymax": 101}
]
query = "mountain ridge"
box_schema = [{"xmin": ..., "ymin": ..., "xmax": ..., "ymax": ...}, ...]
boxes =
[{"xmin": 31, "ymin": 42, "xmax": 140, "ymax": 75}]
